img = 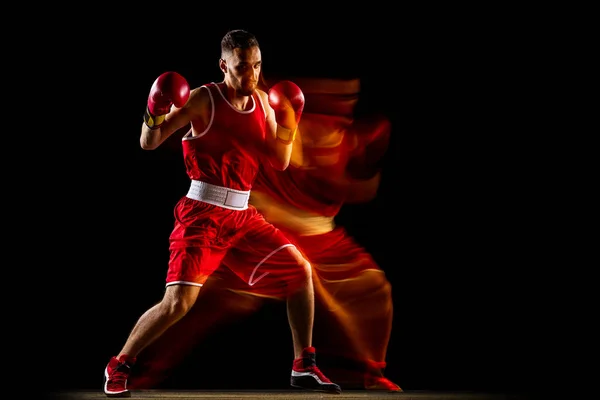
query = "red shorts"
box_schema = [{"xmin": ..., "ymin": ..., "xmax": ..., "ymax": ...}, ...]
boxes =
[
  {"xmin": 166, "ymin": 196, "xmax": 301, "ymax": 287},
  {"xmin": 221, "ymin": 225, "xmax": 382, "ymax": 297}
]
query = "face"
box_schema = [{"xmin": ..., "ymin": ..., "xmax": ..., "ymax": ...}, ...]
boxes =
[{"xmin": 221, "ymin": 46, "xmax": 262, "ymax": 96}]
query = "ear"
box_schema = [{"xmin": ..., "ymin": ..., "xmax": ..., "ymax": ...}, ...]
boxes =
[{"xmin": 219, "ymin": 58, "xmax": 227, "ymax": 74}]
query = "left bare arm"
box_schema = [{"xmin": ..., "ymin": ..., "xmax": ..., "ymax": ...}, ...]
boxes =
[{"xmin": 260, "ymin": 89, "xmax": 295, "ymax": 170}]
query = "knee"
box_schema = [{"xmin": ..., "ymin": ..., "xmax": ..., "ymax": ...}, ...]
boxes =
[
  {"xmin": 281, "ymin": 248, "xmax": 314, "ymax": 294},
  {"xmin": 286, "ymin": 246, "xmax": 313, "ymax": 281},
  {"xmin": 289, "ymin": 258, "xmax": 313, "ymax": 290},
  {"xmin": 300, "ymin": 258, "xmax": 313, "ymax": 282}
]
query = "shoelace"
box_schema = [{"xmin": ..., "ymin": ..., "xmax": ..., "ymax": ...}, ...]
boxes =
[{"xmin": 109, "ymin": 364, "xmax": 130, "ymax": 386}]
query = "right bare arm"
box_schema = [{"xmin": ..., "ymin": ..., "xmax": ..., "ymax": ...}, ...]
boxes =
[{"xmin": 140, "ymin": 86, "xmax": 210, "ymax": 150}]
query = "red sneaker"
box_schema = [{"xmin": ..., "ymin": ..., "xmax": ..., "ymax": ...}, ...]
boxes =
[
  {"xmin": 104, "ymin": 355, "xmax": 136, "ymax": 398},
  {"xmin": 291, "ymin": 347, "xmax": 342, "ymax": 393}
]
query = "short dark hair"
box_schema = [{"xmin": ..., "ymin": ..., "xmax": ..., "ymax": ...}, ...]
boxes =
[{"xmin": 221, "ymin": 29, "xmax": 260, "ymax": 57}]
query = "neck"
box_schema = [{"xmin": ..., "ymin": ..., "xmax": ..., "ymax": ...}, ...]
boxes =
[{"xmin": 221, "ymin": 82, "xmax": 251, "ymax": 111}]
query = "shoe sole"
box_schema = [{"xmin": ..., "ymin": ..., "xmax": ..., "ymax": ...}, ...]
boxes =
[
  {"xmin": 291, "ymin": 377, "xmax": 342, "ymax": 394},
  {"xmin": 291, "ymin": 383, "xmax": 342, "ymax": 394},
  {"xmin": 104, "ymin": 393, "xmax": 131, "ymax": 398}
]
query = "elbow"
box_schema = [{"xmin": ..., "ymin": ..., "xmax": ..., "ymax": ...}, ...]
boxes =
[
  {"xmin": 279, "ymin": 159, "xmax": 290, "ymax": 170},
  {"xmin": 140, "ymin": 137, "xmax": 159, "ymax": 150},
  {"xmin": 271, "ymin": 161, "xmax": 288, "ymax": 171},
  {"xmin": 269, "ymin": 157, "xmax": 289, "ymax": 171},
  {"xmin": 140, "ymin": 143, "xmax": 157, "ymax": 151},
  {"xmin": 140, "ymin": 124, "xmax": 164, "ymax": 150}
]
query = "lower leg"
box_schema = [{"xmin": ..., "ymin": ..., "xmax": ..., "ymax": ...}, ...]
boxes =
[
  {"xmin": 284, "ymin": 258, "xmax": 341, "ymax": 393},
  {"xmin": 119, "ymin": 285, "xmax": 200, "ymax": 359},
  {"xmin": 130, "ymin": 285, "xmax": 265, "ymax": 389},
  {"xmin": 286, "ymin": 272, "xmax": 315, "ymax": 359}
]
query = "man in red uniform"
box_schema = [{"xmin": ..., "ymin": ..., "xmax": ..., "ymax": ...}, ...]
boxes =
[
  {"xmin": 127, "ymin": 77, "xmax": 401, "ymax": 392},
  {"xmin": 103, "ymin": 29, "xmax": 341, "ymax": 397}
]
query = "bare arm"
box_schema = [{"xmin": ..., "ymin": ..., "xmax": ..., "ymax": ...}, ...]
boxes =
[
  {"xmin": 258, "ymin": 89, "xmax": 295, "ymax": 170},
  {"xmin": 140, "ymin": 87, "xmax": 209, "ymax": 150}
]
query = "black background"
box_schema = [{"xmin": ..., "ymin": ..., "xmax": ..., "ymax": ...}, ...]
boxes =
[{"xmin": 35, "ymin": 9, "xmax": 548, "ymax": 398}]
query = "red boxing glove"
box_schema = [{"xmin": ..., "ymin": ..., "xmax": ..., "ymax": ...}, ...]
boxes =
[
  {"xmin": 144, "ymin": 71, "xmax": 190, "ymax": 129},
  {"xmin": 268, "ymin": 80, "xmax": 305, "ymax": 129}
]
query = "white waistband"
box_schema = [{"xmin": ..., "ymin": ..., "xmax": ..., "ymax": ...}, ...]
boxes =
[{"xmin": 186, "ymin": 180, "xmax": 250, "ymax": 210}]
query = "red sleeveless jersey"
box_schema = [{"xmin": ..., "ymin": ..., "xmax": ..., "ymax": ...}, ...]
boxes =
[{"xmin": 181, "ymin": 82, "xmax": 268, "ymax": 191}]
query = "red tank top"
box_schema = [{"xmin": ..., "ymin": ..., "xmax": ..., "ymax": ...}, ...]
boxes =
[{"xmin": 181, "ymin": 83, "xmax": 268, "ymax": 191}]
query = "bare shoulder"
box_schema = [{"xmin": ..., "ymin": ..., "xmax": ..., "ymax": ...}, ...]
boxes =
[
  {"xmin": 189, "ymin": 86, "xmax": 211, "ymax": 102},
  {"xmin": 255, "ymin": 89, "xmax": 272, "ymax": 115},
  {"xmin": 184, "ymin": 86, "xmax": 212, "ymax": 113},
  {"xmin": 183, "ymin": 85, "xmax": 213, "ymax": 127},
  {"xmin": 256, "ymin": 88, "xmax": 269, "ymax": 105}
]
